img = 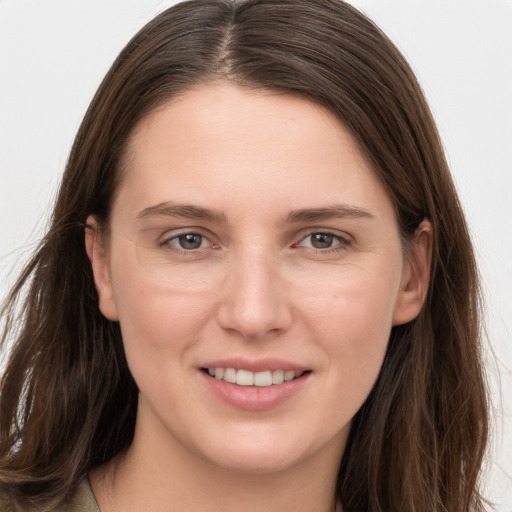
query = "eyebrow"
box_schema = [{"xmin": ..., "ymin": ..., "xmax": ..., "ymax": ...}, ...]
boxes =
[
  {"xmin": 137, "ymin": 202, "xmax": 227, "ymax": 223},
  {"xmin": 287, "ymin": 205, "xmax": 374, "ymax": 223},
  {"xmin": 137, "ymin": 202, "xmax": 373, "ymax": 224}
]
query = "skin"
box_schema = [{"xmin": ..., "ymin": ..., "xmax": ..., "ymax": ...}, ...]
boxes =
[{"xmin": 86, "ymin": 83, "xmax": 431, "ymax": 512}]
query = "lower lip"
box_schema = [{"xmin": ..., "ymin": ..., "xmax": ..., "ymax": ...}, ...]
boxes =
[{"xmin": 202, "ymin": 371, "xmax": 310, "ymax": 411}]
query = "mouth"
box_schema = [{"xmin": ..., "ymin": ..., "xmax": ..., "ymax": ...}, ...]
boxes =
[{"xmin": 201, "ymin": 367, "xmax": 310, "ymax": 387}]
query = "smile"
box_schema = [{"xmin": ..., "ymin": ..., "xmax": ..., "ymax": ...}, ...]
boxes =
[{"xmin": 206, "ymin": 368, "xmax": 305, "ymax": 387}]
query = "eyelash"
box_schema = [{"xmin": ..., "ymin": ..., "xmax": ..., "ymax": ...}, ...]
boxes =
[
  {"xmin": 159, "ymin": 230, "xmax": 352, "ymax": 254},
  {"xmin": 159, "ymin": 232, "xmax": 217, "ymax": 252},
  {"xmin": 294, "ymin": 232, "xmax": 352, "ymax": 253}
]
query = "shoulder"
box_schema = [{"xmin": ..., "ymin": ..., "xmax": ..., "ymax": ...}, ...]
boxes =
[
  {"xmin": 65, "ymin": 479, "xmax": 100, "ymax": 512},
  {"xmin": 0, "ymin": 479, "xmax": 99, "ymax": 512}
]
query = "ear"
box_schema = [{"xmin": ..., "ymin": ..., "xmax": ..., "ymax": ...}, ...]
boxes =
[
  {"xmin": 392, "ymin": 221, "xmax": 432, "ymax": 326},
  {"xmin": 85, "ymin": 215, "xmax": 119, "ymax": 321}
]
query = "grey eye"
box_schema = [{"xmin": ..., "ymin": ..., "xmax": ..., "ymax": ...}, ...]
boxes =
[{"xmin": 176, "ymin": 233, "xmax": 204, "ymax": 250}]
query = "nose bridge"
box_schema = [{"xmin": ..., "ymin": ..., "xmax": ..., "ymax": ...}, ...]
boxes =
[{"xmin": 218, "ymin": 245, "xmax": 291, "ymax": 339}]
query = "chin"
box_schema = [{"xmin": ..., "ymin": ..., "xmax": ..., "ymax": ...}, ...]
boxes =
[
  {"xmin": 205, "ymin": 444, "xmax": 307, "ymax": 475},
  {"xmin": 192, "ymin": 421, "xmax": 348, "ymax": 476}
]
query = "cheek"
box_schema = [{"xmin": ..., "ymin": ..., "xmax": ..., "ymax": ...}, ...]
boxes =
[
  {"xmin": 299, "ymin": 265, "xmax": 399, "ymax": 397},
  {"xmin": 301, "ymin": 261, "xmax": 400, "ymax": 338},
  {"xmin": 108, "ymin": 254, "xmax": 217, "ymax": 376},
  {"xmin": 113, "ymin": 284, "xmax": 219, "ymax": 423},
  {"xmin": 116, "ymin": 288, "xmax": 212, "ymax": 349}
]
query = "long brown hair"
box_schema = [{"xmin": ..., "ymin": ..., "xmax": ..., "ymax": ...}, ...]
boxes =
[{"xmin": 0, "ymin": 1, "xmax": 489, "ymax": 510}]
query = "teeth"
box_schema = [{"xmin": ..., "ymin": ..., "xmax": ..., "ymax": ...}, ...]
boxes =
[
  {"xmin": 236, "ymin": 369, "xmax": 254, "ymax": 386},
  {"xmin": 208, "ymin": 368, "xmax": 305, "ymax": 387},
  {"xmin": 284, "ymin": 370, "xmax": 295, "ymax": 381},
  {"xmin": 254, "ymin": 370, "xmax": 272, "ymax": 387},
  {"xmin": 224, "ymin": 367, "xmax": 237, "ymax": 384},
  {"xmin": 272, "ymin": 369, "xmax": 284, "ymax": 385}
]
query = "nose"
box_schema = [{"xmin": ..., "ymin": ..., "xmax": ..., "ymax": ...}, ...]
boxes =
[{"xmin": 217, "ymin": 249, "xmax": 293, "ymax": 340}]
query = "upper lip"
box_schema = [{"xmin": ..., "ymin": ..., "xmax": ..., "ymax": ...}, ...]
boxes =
[{"xmin": 201, "ymin": 357, "xmax": 309, "ymax": 373}]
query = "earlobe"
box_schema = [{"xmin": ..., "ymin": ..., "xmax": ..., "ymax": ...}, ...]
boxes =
[
  {"xmin": 85, "ymin": 215, "xmax": 119, "ymax": 321},
  {"xmin": 392, "ymin": 221, "xmax": 432, "ymax": 326}
]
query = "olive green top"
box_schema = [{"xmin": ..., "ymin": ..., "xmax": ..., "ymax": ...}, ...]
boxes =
[{"xmin": 0, "ymin": 479, "xmax": 99, "ymax": 512}]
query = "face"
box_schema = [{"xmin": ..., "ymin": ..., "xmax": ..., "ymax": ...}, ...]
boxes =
[{"xmin": 87, "ymin": 83, "xmax": 429, "ymax": 476}]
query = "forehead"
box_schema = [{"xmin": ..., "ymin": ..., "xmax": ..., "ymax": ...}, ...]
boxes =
[
  {"xmin": 126, "ymin": 83, "xmax": 360, "ymax": 164},
  {"xmin": 114, "ymin": 83, "xmax": 394, "ymax": 225}
]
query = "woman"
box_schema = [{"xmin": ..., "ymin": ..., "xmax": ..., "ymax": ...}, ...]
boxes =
[{"xmin": 0, "ymin": 1, "xmax": 489, "ymax": 510}]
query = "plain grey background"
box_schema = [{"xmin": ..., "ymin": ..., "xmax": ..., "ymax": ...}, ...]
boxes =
[{"xmin": 1, "ymin": 0, "xmax": 511, "ymax": 508}]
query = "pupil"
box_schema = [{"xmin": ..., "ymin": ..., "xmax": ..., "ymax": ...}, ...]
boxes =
[
  {"xmin": 179, "ymin": 234, "xmax": 202, "ymax": 249},
  {"xmin": 311, "ymin": 233, "xmax": 333, "ymax": 249}
]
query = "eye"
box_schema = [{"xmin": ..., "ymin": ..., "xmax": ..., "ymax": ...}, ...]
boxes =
[
  {"xmin": 296, "ymin": 232, "xmax": 351, "ymax": 250},
  {"xmin": 162, "ymin": 232, "xmax": 210, "ymax": 250},
  {"xmin": 308, "ymin": 233, "xmax": 336, "ymax": 249}
]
